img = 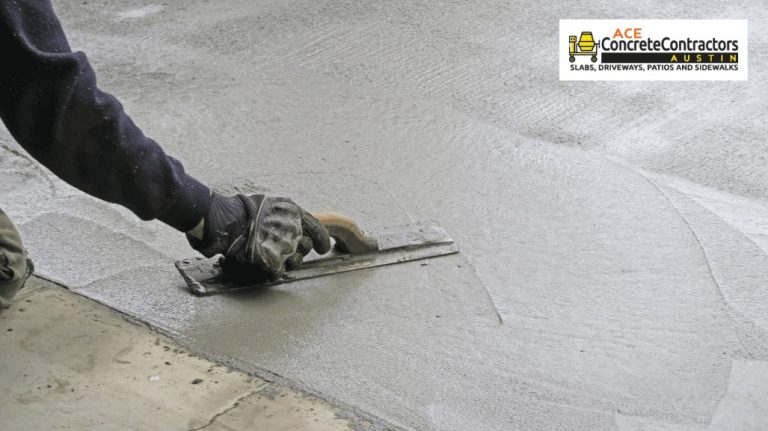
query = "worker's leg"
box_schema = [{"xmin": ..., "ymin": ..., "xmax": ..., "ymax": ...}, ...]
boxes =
[{"xmin": 0, "ymin": 208, "xmax": 32, "ymax": 309}]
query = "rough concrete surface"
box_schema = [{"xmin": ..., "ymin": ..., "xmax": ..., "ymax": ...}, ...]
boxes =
[
  {"xmin": 1, "ymin": 0, "xmax": 767, "ymax": 430},
  {"xmin": 0, "ymin": 278, "xmax": 354, "ymax": 431}
]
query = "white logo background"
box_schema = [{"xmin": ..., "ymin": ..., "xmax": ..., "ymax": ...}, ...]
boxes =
[{"xmin": 559, "ymin": 19, "xmax": 748, "ymax": 81}]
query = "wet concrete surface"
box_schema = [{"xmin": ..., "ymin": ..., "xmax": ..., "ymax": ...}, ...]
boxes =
[{"xmin": 2, "ymin": 0, "xmax": 768, "ymax": 429}]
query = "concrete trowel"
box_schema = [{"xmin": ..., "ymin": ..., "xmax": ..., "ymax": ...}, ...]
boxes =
[{"xmin": 175, "ymin": 212, "xmax": 459, "ymax": 296}]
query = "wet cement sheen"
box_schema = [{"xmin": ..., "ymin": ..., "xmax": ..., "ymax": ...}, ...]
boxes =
[{"xmin": 2, "ymin": 0, "xmax": 768, "ymax": 429}]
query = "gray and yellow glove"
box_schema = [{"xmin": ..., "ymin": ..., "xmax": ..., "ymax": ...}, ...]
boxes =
[{"xmin": 187, "ymin": 193, "xmax": 331, "ymax": 279}]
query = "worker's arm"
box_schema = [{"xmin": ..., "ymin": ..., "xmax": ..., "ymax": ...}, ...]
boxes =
[
  {"xmin": 0, "ymin": 1, "xmax": 330, "ymax": 275},
  {"xmin": 0, "ymin": 0, "xmax": 208, "ymax": 231}
]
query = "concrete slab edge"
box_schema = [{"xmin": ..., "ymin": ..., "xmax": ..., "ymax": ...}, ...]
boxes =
[{"xmin": 33, "ymin": 274, "xmax": 409, "ymax": 431}]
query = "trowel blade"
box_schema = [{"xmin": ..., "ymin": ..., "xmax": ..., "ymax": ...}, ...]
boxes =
[{"xmin": 175, "ymin": 222, "xmax": 459, "ymax": 296}]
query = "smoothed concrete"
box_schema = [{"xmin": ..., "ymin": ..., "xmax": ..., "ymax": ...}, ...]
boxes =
[
  {"xmin": 1, "ymin": 0, "xmax": 767, "ymax": 429},
  {"xmin": 709, "ymin": 360, "xmax": 768, "ymax": 431}
]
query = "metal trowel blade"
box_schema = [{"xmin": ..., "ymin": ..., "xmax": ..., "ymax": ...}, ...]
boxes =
[{"xmin": 175, "ymin": 221, "xmax": 458, "ymax": 296}]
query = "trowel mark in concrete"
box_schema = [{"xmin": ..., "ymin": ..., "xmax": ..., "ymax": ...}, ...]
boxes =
[
  {"xmin": 655, "ymin": 186, "xmax": 768, "ymax": 338},
  {"xmin": 709, "ymin": 360, "xmax": 768, "ymax": 430},
  {"xmin": 115, "ymin": 4, "xmax": 164, "ymax": 21},
  {"xmin": 610, "ymin": 159, "xmax": 768, "ymax": 336},
  {"xmin": 18, "ymin": 214, "xmax": 170, "ymax": 289},
  {"xmin": 652, "ymin": 172, "xmax": 768, "ymax": 257},
  {"xmin": 29, "ymin": 196, "xmax": 165, "ymax": 250}
]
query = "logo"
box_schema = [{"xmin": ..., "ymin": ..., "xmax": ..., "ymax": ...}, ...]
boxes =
[
  {"xmin": 559, "ymin": 20, "xmax": 748, "ymax": 80},
  {"xmin": 569, "ymin": 32, "xmax": 598, "ymax": 63}
]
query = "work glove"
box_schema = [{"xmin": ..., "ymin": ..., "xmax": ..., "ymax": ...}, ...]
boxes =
[
  {"xmin": 187, "ymin": 193, "xmax": 331, "ymax": 279},
  {"xmin": 0, "ymin": 255, "xmax": 33, "ymax": 309},
  {"xmin": 0, "ymin": 252, "xmax": 33, "ymax": 310}
]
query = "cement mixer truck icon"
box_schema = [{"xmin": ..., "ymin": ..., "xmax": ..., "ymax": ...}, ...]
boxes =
[{"xmin": 568, "ymin": 31, "xmax": 598, "ymax": 63}]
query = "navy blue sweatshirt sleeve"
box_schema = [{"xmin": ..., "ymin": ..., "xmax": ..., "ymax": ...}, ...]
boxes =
[{"xmin": 0, "ymin": 0, "xmax": 211, "ymax": 232}]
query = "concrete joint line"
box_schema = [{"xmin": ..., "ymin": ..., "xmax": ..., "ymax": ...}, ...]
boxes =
[{"xmin": 187, "ymin": 390, "xmax": 257, "ymax": 431}]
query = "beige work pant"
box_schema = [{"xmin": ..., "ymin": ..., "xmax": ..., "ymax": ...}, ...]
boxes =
[{"xmin": 0, "ymin": 208, "xmax": 32, "ymax": 309}]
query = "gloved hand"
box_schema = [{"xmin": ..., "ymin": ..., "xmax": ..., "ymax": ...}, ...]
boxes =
[{"xmin": 187, "ymin": 193, "xmax": 331, "ymax": 279}]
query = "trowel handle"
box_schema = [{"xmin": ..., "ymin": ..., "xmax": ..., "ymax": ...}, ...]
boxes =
[{"xmin": 313, "ymin": 212, "xmax": 379, "ymax": 254}]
